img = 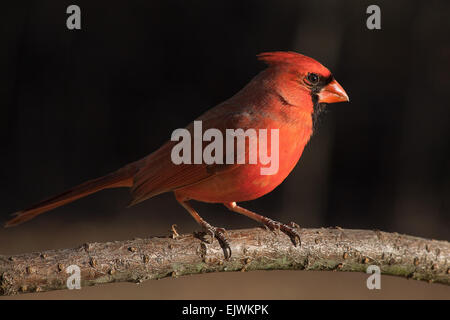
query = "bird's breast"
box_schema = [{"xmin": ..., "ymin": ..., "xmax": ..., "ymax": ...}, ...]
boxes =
[{"xmin": 176, "ymin": 110, "xmax": 313, "ymax": 203}]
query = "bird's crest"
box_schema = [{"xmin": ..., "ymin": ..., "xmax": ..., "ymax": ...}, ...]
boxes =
[{"xmin": 257, "ymin": 51, "xmax": 330, "ymax": 76}]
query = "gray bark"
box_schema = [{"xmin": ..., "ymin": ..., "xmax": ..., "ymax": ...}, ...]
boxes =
[{"xmin": 1, "ymin": 227, "xmax": 449, "ymax": 296}]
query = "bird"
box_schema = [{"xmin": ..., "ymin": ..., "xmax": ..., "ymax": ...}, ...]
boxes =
[{"xmin": 5, "ymin": 51, "xmax": 349, "ymax": 258}]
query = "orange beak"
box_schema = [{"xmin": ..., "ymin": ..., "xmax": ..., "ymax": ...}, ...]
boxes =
[{"xmin": 318, "ymin": 79, "xmax": 349, "ymax": 103}]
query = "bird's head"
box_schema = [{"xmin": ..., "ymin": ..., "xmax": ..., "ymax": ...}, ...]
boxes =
[{"xmin": 257, "ymin": 51, "xmax": 349, "ymax": 116}]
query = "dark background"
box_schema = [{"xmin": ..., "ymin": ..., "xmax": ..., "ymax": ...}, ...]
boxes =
[{"xmin": 0, "ymin": 0, "xmax": 449, "ymax": 299}]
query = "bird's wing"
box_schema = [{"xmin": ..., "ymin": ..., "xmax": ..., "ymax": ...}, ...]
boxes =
[{"xmin": 129, "ymin": 110, "xmax": 254, "ymax": 206}]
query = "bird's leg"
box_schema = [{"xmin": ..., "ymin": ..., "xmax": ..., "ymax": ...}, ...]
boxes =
[
  {"xmin": 224, "ymin": 202, "xmax": 301, "ymax": 246},
  {"xmin": 175, "ymin": 195, "xmax": 231, "ymax": 259}
]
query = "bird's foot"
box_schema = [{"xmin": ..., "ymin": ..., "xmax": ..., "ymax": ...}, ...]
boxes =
[
  {"xmin": 223, "ymin": 202, "xmax": 301, "ymax": 247},
  {"xmin": 199, "ymin": 222, "xmax": 232, "ymax": 259},
  {"xmin": 263, "ymin": 219, "xmax": 301, "ymax": 246}
]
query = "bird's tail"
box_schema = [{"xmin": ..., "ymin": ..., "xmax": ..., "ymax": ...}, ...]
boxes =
[{"xmin": 4, "ymin": 166, "xmax": 137, "ymax": 227}]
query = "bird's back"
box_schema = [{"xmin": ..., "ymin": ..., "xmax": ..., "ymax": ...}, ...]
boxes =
[{"xmin": 129, "ymin": 70, "xmax": 314, "ymax": 204}]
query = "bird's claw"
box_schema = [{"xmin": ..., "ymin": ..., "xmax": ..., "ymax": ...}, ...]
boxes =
[
  {"xmin": 289, "ymin": 221, "xmax": 300, "ymax": 228},
  {"xmin": 264, "ymin": 219, "xmax": 301, "ymax": 246},
  {"xmin": 202, "ymin": 224, "xmax": 232, "ymax": 259}
]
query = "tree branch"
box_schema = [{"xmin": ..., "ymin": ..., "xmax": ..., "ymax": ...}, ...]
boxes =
[{"xmin": 1, "ymin": 227, "xmax": 449, "ymax": 295}]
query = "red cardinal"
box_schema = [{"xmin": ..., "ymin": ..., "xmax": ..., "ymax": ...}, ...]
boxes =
[{"xmin": 5, "ymin": 51, "xmax": 348, "ymax": 258}]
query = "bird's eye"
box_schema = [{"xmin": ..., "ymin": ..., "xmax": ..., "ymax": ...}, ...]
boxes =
[{"xmin": 306, "ymin": 73, "xmax": 320, "ymax": 85}]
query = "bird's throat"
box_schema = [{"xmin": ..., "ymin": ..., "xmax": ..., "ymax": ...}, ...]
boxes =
[{"xmin": 311, "ymin": 94, "xmax": 327, "ymax": 132}]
